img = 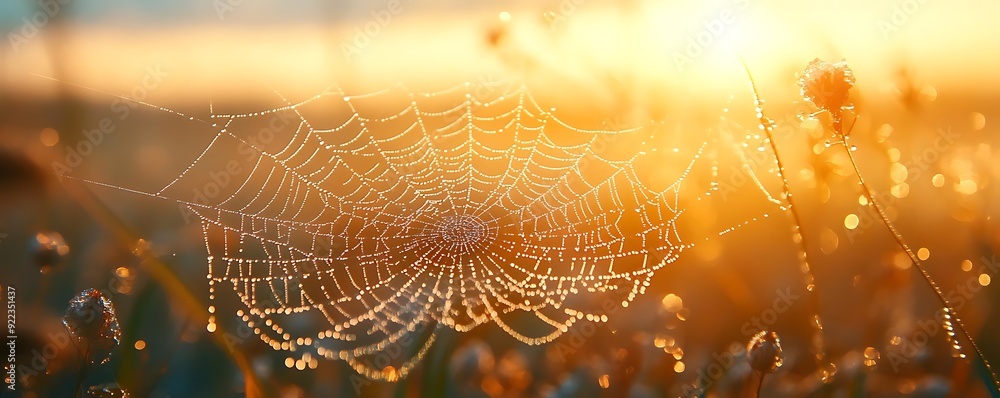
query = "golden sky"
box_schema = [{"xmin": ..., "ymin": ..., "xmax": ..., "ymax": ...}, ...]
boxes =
[{"xmin": 4, "ymin": 0, "xmax": 999, "ymax": 105}]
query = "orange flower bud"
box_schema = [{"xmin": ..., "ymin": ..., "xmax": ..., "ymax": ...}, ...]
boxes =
[{"xmin": 799, "ymin": 59, "xmax": 855, "ymax": 133}]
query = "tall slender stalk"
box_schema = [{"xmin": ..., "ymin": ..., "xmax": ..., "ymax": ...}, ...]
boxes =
[
  {"xmin": 739, "ymin": 60, "xmax": 831, "ymax": 374},
  {"xmin": 840, "ymin": 133, "xmax": 1000, "ymax": 391},
  {"xmin": 755, "ymin": 371, "xmax": 765, "ymax": 398},
  {"xmin": 73, "ymin": 346, "xmax": 91, "ymax": 398}
]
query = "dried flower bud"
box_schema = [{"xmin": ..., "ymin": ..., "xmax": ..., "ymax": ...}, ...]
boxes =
[
  {"xmin": 86, "ymin": 383, "xmax": 131, "ymax": 398},
  {"xmin": 799, "ymin": 59, "xmax": 855, "ymax": 132},
  {"xmin": 63, "ymin": 289, "xmax": 121, "ymax": 364},
  {"xmin": 747, "ymin": 330, "xmax": 783, "ymax": 373}
]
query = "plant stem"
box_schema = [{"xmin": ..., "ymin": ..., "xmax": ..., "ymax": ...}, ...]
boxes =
[
  {"xmin": 73, "ymin": 345, "xmax": 91, "ymax": 398},
  {"xmin": 740, "ymin": 60, "xmax": 829, "ymax": 369},
  {"xmin": 841, "ymin": 134, "xmax": 1000, "ymax": 391},
  {"xmin": 755, "ymin": 371, "xmax": 765, "ymax": 398}
]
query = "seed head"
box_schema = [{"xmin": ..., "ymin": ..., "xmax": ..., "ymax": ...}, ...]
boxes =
[
  {"xmin": 747, "ymin": 330, "xmax": 783, "ymax": 373},
  {"xmin": 799, "ymin": 59, "xmax": 855, "ymax": 132},
  {"xmin": 63, "ymin": 288, "xmax": 121, "ymax": 364}
]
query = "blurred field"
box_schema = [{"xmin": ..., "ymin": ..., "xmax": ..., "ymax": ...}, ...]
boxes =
[{"xmin": 2, "ymin": 1, "xmax": 1000, "ymax": 397}]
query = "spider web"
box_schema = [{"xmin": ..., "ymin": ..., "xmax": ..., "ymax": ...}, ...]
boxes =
[{"xmin": 75, "ymin": 78, "xmax": 800, "ymax": 381}]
